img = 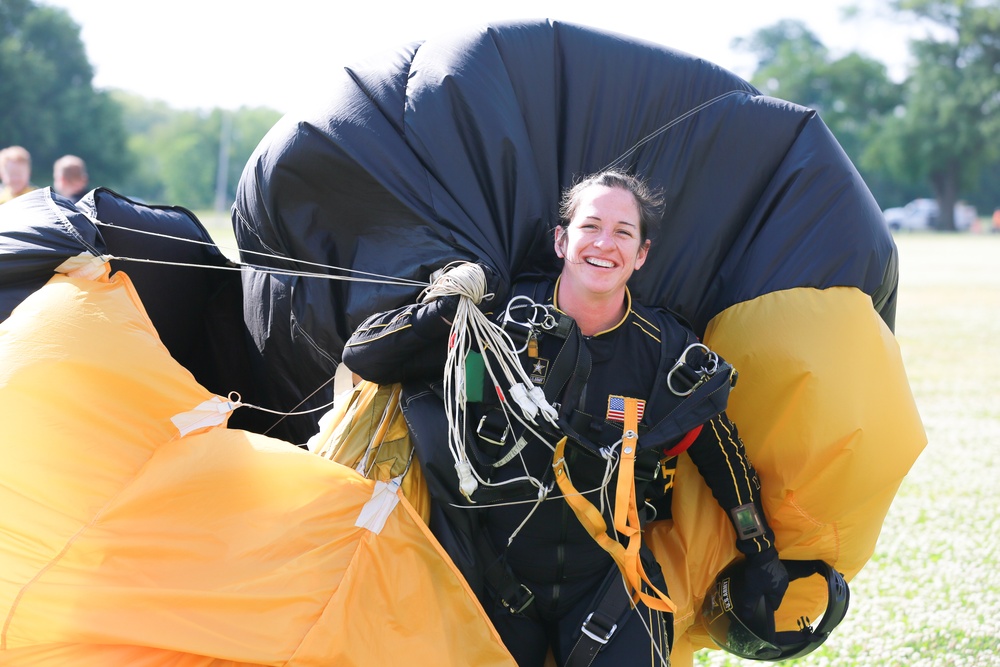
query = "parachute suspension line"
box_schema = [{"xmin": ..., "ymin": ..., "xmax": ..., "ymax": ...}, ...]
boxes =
[
  {"xmin": 101, "ymin": 253, "xmax": 425, "ymax": 287},
  {"xmin": 618, "ymin": 572, "xmax": 671, "ymax": 667},
  {"xmin": 602, "ymin": 89, "xmax": 750, "ymax": 172},
  {"xmin": 430, "ymin": 263, "xmax": 560, "ymax": 503},
  {"xmin": 91, "ymin": 221, "xmax": 426, "ymax": 287},
  {"xmin": 598, "ymin": 441, "xmax": 622, "ymax": 517},
  {"xmin": 228, "ymin": 372, "xmax": 340, "ymax": 437},
  {"xmin": 226, "ymin": 391, "xmax": 337, "ymax": 418}
]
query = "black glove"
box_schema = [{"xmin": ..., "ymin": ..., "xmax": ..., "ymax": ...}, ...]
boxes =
[
  {"xmin": 475, "ymin": 261, "xmax": 504, "ymax": 312},
  {"xmin": 423, "ymin": 293, "xmax": 460, "ymax": 324},
  {"xmin": 421, "ymin": 261, "xmax": 502, "ymax": 325},
  {"xmin": 737, "ymin": 548, "xmax": 789, "ymax": 642}
]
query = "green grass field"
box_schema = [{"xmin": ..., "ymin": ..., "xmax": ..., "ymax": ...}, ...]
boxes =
[{"xmin": 196, "ymin": 208, "xmax": 999, "ymax": 665}]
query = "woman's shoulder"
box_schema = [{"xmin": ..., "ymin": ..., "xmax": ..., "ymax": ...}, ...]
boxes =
[{"xmin": 631, "ymin": 300, "xmax": 694, "ymax": 334}]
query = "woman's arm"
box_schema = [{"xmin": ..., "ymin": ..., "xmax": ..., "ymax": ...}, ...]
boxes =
[
  {"xmin": 341, "ymin": 296, "xmax": 456, "ymax": 385},
  {"xmin": 685, "ymin": 411, "xmax": 776, "ymax": 557},
  {"xmin": 687, "ymin": 411, "xmax": 789, "ymax": 632},
  {"xmin": 343, "ymin": 262, "xmax": 503, "ymax": 385}
]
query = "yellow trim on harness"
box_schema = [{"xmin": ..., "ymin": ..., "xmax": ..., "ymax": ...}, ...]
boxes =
[{"xmin": 551, "ymin": 397, "xmax": 676, "ymax": 614}]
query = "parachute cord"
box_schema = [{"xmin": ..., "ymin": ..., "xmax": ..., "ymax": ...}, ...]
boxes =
[
  {"xmin": 598, "ymin": 442, "xmax": 621, "ymax": 517},
  {"xmin": 506, "ymin": 484, "xmax": 550, "ymax": 546},
  {"xmin": 602, "ymin": 89, "xmax": 750, "ymax": 172},
  {"xmin": 616, "ymin": 573, "xmax": 671, "ymax": 666},
  {"xmin": 248, "ymin": 373, "xmax": 339, "ymax": 436},
  {"xmin": 231, "ymin": 396, "xmax": 337, "ymax": 417},
  {"xmin": 88, "ymin": 224, "xmax": 427, "ymax": 286},
  {"xmin": 434, "ymin": 262, "xmax": 561, "ymax": 501},
  {"xmin": 102, "ymin": 253, "xmax": 425, "ymax": 287}
]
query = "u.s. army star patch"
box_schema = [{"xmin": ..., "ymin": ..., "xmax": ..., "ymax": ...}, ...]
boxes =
[{"xmin": 529, "ymin": 358, "xmax": 549, "ymax": 385}]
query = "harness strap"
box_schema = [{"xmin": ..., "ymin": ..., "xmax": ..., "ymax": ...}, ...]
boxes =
[
  {"xmin": 557, "ymin": 402, "xmax": 675, "ymax": 665},
  {"xmin": 541, "ymin": 312, "xmax": 590, "ymax": 408},
  {"xmin": 552, "ymin": 433, "xmax": 676, "ymax": 614},
  {"xmin": 564, "ymin": 567, "xmax": 635, "ymax": 667},
  {"xmin": 477, "ymin": 532, "xmax": 541, "ymax": 621}
]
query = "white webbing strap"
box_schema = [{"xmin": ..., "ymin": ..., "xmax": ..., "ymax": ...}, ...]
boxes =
[{"xmin": 355, "ymin": 477, "xmax": 403, "ymax": 534}]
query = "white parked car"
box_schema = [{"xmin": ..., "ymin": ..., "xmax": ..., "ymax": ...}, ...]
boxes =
[{"xmin": 883, "ymin": 198, "xmax": 976, "ymax": 231}]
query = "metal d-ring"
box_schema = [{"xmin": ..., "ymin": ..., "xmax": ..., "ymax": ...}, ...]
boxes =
[{"xmin": 666, "ymin": 342, "xmax": 720, "ymax": 396}]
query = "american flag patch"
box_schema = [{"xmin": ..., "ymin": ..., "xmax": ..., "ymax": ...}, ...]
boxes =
[{"xmin": 606, "ymin": 395, "xmax": 645, "ymax": 423}]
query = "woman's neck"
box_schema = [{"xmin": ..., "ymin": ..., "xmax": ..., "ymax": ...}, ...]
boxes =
[{"xmin": 554, "ymin": 279, "xmax": 628, "ymax": 336}]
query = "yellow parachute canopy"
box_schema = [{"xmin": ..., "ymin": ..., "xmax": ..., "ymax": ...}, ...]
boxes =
[
  {"xmin": 660, "ymin": 286, "xmax": 926, "ymax": 662},
  {"xmin": 0, "ymin": 267, "xmax": 924, "ymax": 666},
  {"xmin": 0, "ymin": 268, "xmax": 516, "ymax": 667}
]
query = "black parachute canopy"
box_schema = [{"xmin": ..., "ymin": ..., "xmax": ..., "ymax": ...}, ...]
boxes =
[
  {"xmin": 0, "ymin": 187, "xmax": 261, "ymax": 430},
  {"xmin": 234, "ymin": 19, "xmax": 897, "ymax": 443}
]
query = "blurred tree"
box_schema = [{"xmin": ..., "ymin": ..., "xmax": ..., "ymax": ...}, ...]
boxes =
[
  {"xmin": 228, "ymin": 107, "xmax": 283, "ymax": 202},
  {"xmin": 0, "ymin": 0, "xmax": 280, "ymax": 211},
  {"xmin": 112, "ymin": 92, "xmax": 174, "ymax": 203},
  {"xmin": 116, "ymin": 103, "xmax": 281, "ymax": 210},
  {"xmin": 863, "ymin": 0, "xmax": 1000, "ymax": 229},
  {"xmin": 0, "ymin": 0, "xmax": 131, "ymax": 190},
  {"xmin": 733, "ymin": 20, "xmax": 907, "ymax": 208}
]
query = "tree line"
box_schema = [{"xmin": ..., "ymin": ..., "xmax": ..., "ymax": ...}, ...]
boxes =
[
  {"xmin": 734, "ymin": 0, "xmax": 1000, "ymax": 229},
  {"xmin": 2, "ymin": 0, "xmax": 997, "ymax": 228}
]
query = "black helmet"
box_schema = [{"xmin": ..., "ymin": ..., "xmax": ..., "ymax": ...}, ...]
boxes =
[{"xmin": 701, "ymin": 559, "xmax": 850, "ymax": 661}]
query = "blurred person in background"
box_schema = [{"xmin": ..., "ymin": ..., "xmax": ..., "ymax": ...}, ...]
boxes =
[
  {"xmin": 53, "ymin": 155, "xmax": 90, "ymax": 203},
  {"xmin": 0, "ymin": 146, "xmax": 37, "ymax": 204}
]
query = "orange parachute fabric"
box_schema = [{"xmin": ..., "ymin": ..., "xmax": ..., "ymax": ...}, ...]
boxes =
[
  {"xmin": 654, "ymin": 285, "xmax": 926, "ymax": 663},
  {"xmin": 0, "ymin": 267, "xmax": 515, "ymax": 667}
]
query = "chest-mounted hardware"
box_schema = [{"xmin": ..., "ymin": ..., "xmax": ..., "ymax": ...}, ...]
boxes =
[
  {"xmin": 501, "ymin": 295, "xmax": 573, "ymax": 354},
  {"xmin": 667, "ymin": 342, "xmax": 721, "ymax": 396}
]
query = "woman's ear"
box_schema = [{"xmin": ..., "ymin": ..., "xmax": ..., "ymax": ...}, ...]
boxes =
[
  {"xmin": 554, "ymin": 227, "xmax": 565, "ymax": 258},
  {"xmin": 634, "ymin": 239, "xmax": 651, "ymax": 270}
]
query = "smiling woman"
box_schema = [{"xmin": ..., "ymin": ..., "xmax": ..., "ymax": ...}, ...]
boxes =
[
  {"xmin": 0, "ymin": 17, "xmax": 926, "ymax": 667},
  {"xmin": 553, "ymin": 176, "xmax": 653, "ymax": 334},
  {"xmin": 342, "ymin": 168, "xmax": 794, "ymax": 666}
]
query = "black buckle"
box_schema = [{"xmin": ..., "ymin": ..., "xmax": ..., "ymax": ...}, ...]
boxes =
[
  {"xmin": 477, "ymin": 413, "xmax": 509, "ymax": 446},
  {"xmin": 501, "ymin": 583, "xmax": 535, "ymax": 615},
  {"xmin": 580, "ymin": 611, "xmax": 618, "ymax": 644}
]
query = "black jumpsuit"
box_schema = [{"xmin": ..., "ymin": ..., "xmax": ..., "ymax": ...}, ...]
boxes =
[{"xmin": 342, "ymin": 278, "xmax": 776, "ymax": 666}]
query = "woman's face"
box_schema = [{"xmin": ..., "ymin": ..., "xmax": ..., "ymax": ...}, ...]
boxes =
[{"xmin": 554, "ymin": 184, "xmax": 649, "ymax": 301}]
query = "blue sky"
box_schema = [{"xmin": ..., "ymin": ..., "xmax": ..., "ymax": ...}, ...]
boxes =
[{"xmin": 44, "ymin": 0, "xmax": 929, "ymax": 113}]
